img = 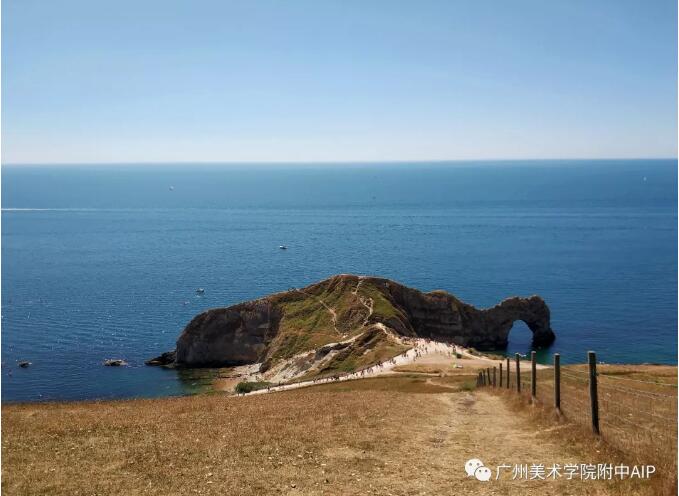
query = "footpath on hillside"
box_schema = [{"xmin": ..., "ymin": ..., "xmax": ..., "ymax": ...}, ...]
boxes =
[{"xmin": 3, "ymin": 375, "xmax": 650, "ymax": 495}]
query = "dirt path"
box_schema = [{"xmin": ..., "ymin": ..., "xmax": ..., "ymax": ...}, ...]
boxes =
[
  {"xmin": 247, "ymin": 338, "xmax": 551, "ymax": 396},
  {"xmin": 352, "ymin": 276, "xmax": 374, "ymax": 327},
  {"xmin": 247, "ymin": 339, "xmax": 460, "ymax": 395},
  {"xmin": 3, "ymin": 384, "xmax": 631, "ymax": 495},
  {"xmin": 340, "ymin": 391, "xmax": 611, "ymax": 495}
]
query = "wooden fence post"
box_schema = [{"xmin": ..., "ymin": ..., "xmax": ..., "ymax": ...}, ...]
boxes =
[
  {"xmin": 506, "ymin": 357, "xmax": 510, "ymax": 388},
  {"xmin": 530, "ymin": 351, "xmax": 537, "ymax": 402},
  {"xmin": 554, "ymin": 353, "xmax": 561, "ymax": 414},
  {"xmin": 588, "ymin": 351, "xmax": 600, "ymax": 435},
  {"xmin": 492, "ymin": 367, "xmax": 497, "ymax": 387},
  {"xmin": 515, "ymin": 353, "xmax": 521, "ymax": 393},
  {"xmin": 486, "ymin": 368, "xmax": 491, "ymax": 386},
  {"xmin": 499, "ymin": 363, "xmax": 503, "ymax": 388}
]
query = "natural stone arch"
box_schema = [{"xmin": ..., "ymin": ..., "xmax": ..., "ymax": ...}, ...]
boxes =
[{"xmin": 469, "ymin": 296, "xmax": 555, "ymax": 349}]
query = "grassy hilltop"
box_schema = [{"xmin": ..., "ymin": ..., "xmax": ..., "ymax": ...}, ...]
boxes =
[{"xmin": 159, "ymin": 274, "xmax": 553, "ymax": 384}]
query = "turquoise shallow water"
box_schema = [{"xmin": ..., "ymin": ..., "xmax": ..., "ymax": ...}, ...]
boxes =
[{"xmin": 1, "ymin": 160, "xmax": 677, "ymax": 402}]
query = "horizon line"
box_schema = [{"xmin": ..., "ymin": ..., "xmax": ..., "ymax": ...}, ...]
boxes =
[{"xmin": 2, "ymin": 157, "xmax": 677, "ymax": 167}]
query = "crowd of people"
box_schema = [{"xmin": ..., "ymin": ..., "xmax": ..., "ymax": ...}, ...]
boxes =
[{"xmin": 239, "ymin": 338, "xmax": 462, "ymax": 396}]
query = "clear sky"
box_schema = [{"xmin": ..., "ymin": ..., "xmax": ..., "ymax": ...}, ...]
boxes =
[{"xmin": 2, "ymin": 0, "xmax": 677, "ymax": 164}]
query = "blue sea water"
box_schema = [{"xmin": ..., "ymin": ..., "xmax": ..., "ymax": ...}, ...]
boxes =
[{"xmin": 1, "ymin": 160, "xmax": 677, "ymax": 402}]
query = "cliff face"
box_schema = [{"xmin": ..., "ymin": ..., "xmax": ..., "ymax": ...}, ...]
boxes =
[
  {"xmin": 175, "ymin": 300, "xmax": 282, "ymax": 367},
  {"xmin": 374, "ymin": 279, "xmax": 554, "ymax": 348},
  {"xmin": 148, "ymin": 274, "xmax": 555, "ymax": 370}
]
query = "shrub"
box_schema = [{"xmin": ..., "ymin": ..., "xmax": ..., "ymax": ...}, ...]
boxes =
[
  {"xmin": 234, "ymin": 381, "xmax": 271, "ymax": 394},
  {"xmin": 460, "ymin": 381, "xmax": 476, "ymax": 391}
]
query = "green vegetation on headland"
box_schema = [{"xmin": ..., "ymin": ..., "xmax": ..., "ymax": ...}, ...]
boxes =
[{"xmin": 152, "ymin": 274, "xmax": 555, "ymax": 387}]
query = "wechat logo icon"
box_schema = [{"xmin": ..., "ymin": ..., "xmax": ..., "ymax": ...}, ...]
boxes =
[{"xmin": 465, "ymin": 458, "xmax": 492, "ymax": 482}]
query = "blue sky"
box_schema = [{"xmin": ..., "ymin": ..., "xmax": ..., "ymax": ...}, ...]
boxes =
[{"xmin": 2, "ymin": 0, "xmax": 677, "ymax": 163}]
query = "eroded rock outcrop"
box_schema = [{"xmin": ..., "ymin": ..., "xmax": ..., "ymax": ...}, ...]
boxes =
[
  {"xmin": 175, "ymin": 300, "xmax": 282, "ymax": 367},
  {"xmin": 374, "ymin": 280, "xmax": 554, "ymax": 348},
  {"xmin": 148, "ymin": 274, "xmax": 554, "ymax": 369}
]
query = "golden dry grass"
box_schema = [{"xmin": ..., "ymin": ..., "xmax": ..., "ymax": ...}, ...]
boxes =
[
  {"xmin": 3, "ymin": 382, "xmax": 435, "ymax": 496},
  {"xmin": 392, "ymin": 357, "xmax": 496, "ymax": 375},
  {"xmin": 313, "ymin": 373, "xmax": 471, "ymax": 393},
  {"xmin": 3, "ymin": 371, "xmax": 663, "ymax": 496},
  {"xmin": 486, "ymin": 364, "xmax": 678, "ymax": 496},
  {"xmin": 392, "ymin": 363, "xmax": 456, "ymax": 374}
]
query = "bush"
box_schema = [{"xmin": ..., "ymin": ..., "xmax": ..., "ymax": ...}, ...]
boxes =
[
  {"xmin": 234, "ymin": 381, "xmax": 271, "ymax": 394},
  {"xmin": 460, "ymin": 381, "xmax": 476, "ymax": 392}
]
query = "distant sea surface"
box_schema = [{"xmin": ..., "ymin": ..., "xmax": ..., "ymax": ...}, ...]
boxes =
[{"xmin": 2, "ymin": 160, "xmax": 677, "ymax": 402}]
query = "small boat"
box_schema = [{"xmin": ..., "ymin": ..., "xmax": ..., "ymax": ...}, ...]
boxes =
[
  {"xmin": 279, "ymin": 245, "xmax": 288, "ymax": 250},
  {"xmin": 196, "ymin": 288, "xmax": 205, "ymax": 295}
]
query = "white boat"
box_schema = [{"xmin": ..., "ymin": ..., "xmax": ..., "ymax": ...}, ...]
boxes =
[
  {"xmin": 279, "ymin": 245, "xmax": 288, "ymax": 250},
  {"xmin": 196, "ymin": 288, "xmax": 205, "ymax": 295}
]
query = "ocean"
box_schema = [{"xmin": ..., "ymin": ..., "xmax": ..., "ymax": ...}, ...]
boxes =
[{"xmin": 2, "ymin": 160, "xmax": 677, "ymax": 402}]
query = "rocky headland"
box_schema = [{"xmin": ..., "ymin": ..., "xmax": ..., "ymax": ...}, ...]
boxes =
[{"xmin": 148, "ymin": 274, "xmax": 555, "ymax": 381}]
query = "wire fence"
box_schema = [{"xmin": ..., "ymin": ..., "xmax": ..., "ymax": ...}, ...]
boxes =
[{"xmin": 476, "ymin": 351, "xmax": 677, "ymax": 470}]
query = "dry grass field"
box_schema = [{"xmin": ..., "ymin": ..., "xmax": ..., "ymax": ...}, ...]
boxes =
[
  {"xmin": 2, "ymin": 371, "xmax": 665, "ymax": 496},
  {"xmin": 482, "ymin": 363, "xmax": 677, "ymax": 496}
]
